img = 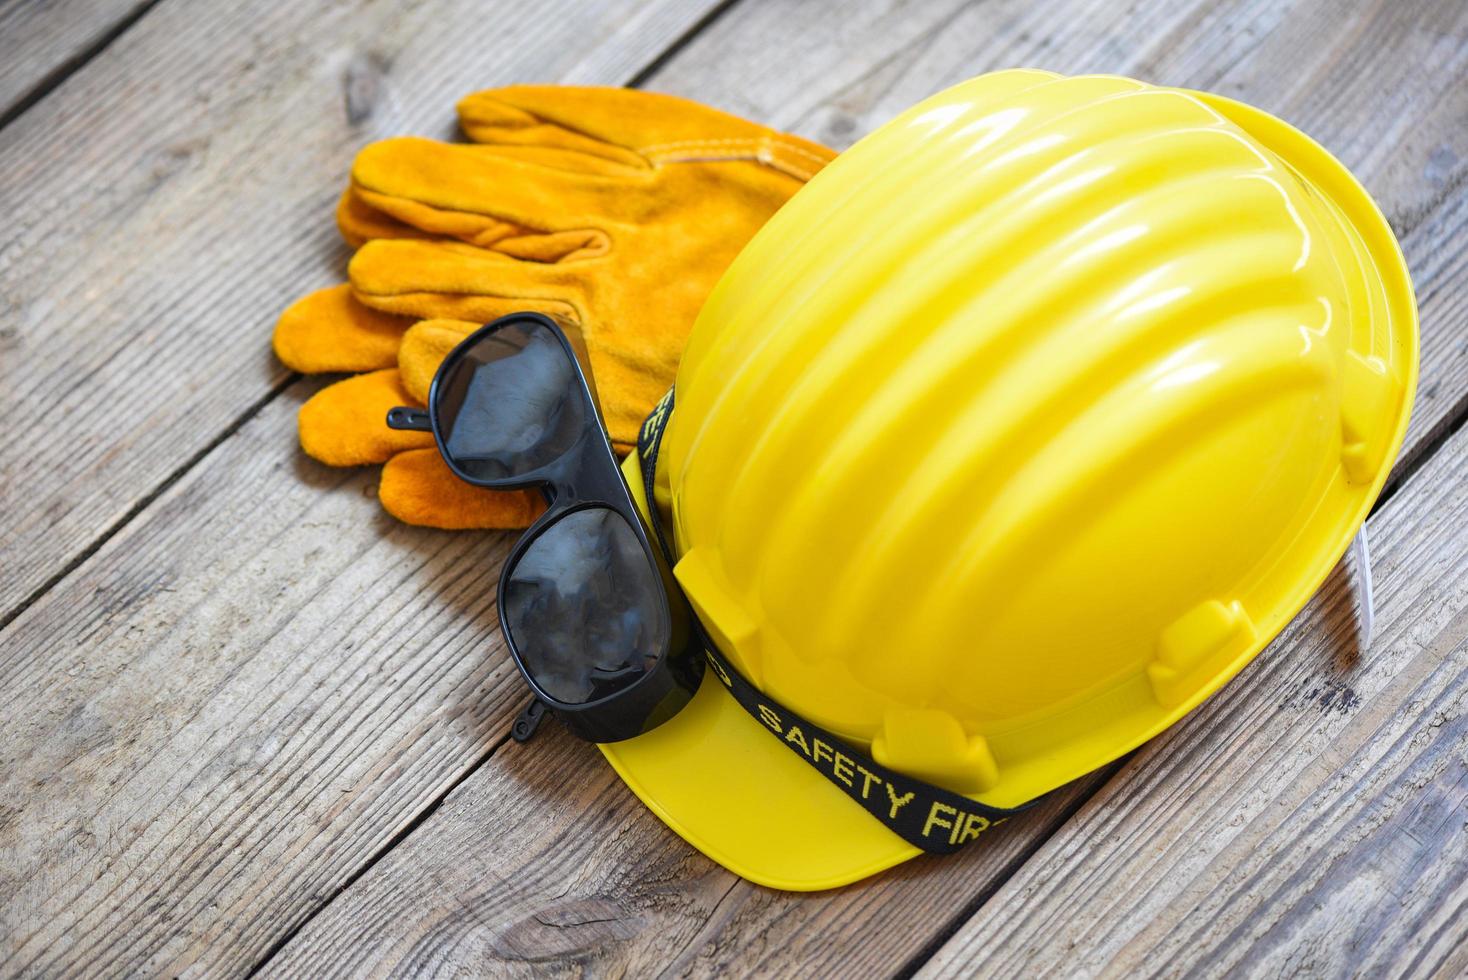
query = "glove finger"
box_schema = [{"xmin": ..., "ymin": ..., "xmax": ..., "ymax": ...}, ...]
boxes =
[
  {"xmin": 353, "ymin": 182, "xmax": 608, "ymax": 260},
  {"xmin": 460, "ymin": 85, "xmax": 834, "ymax": 180},
  {"xmin": 353, "ymin": 137, "xmax": 647, "ymax": 231},
  {"xmin": 456, "ymin": 86, "xmax": 658, "ymax": 167},
  {"xmin": 396, "ymin": 317, "xmax": 642, "ymax": 455},
  {"xmin": 275, "ymin": 284, "xmax": 412, "ymax": 373},
  {"xmin": 299, "ymin": 369, "xmax": 432, "ymax": 466},
  {"xmin": 349, "ymin": 238, "xmax": 584, "ymax": 324},
  {"xmin": 355, "ymin": 239, "xmax": 666, "ymax": 453},
  {"xmin": 398, "ymin": 318, "xmax": 477, "ymax": 404},
  {"xmin": 380, "ymin": 449, "xmax": 544, "ymax": 529},
  {"xmin": 337, "ymin": 187, "xmax": 433, "ymax": 249}
]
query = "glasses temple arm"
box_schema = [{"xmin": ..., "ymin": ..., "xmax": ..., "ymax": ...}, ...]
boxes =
[{"xmin": 385, "ymin": 406, "xmax": 431, "ymax": 432}]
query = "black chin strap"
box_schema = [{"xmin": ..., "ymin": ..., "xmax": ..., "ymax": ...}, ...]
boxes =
[{"xmin": 637, "ymin": 389, "xmax": 1032, "ymax": 854}]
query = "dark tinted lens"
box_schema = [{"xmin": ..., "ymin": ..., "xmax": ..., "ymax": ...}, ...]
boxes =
[
  {"xmin": 435, "ymin": 319, "xmax": 585, "ymax": 482},
  {"xmin": 503, "ymin": 507, "xmax": 670, "ymax": 706}
]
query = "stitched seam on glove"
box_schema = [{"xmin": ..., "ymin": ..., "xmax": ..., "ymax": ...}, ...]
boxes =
[
  {"xmin": 356, "ymin": 290, "xmax": 585, "ymax": 326},
  {"xmin": 639, "ymin": 136, "xmax": 830, "ymax": 182}
]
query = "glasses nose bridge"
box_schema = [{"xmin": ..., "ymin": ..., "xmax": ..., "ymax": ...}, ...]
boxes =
[
  {"xmin": 567, "ymin": 429, "xmax": 630, "ymax": 500},
  {"xmin": 502, "ymin": 424, "xmax": 610, "ymax": 509}
]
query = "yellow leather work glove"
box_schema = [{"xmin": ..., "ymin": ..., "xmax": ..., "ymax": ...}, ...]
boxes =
[{"xmin": 274, "ymin": 86, "xmax": 833, "ymax": 529}]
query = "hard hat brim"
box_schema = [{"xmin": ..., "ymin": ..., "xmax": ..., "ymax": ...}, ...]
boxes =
[
  {"xmin": 602, "ymin": 430, "xmax": 925, "ymax": 890},
  {"xmin": 599, "ymin": 669, "xmax": 925, "ymax": 890}
]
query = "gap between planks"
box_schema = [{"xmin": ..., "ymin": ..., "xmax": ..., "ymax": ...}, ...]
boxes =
[{"xmin": 0, "ymin": 0, "xmax": 161, "ymax": 128}]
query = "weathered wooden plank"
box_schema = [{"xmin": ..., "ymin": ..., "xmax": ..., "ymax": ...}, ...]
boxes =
[
  {"xmin": 0, "ymin": 384, "xmax": 570, "ymax": 976},
  {"xmin": 251, "ymin": 0, "xmax": 1468, "ymax": 976},
  {"xmin": 4, "ymin": 0, "xmax": 1464, "ymax": 976},
  {"xmin": 257, "ymin": 727, "xmax": 1107, "ymax": 978},
  {"xmin": 0, "ymin": 0, "xmax": 722, "ymax": 624},
  {"xmin": 918, "ymin": 425, "xmax": 1468, "ymax": 979},
  {"xmin": 0, "ymin": 0, "xmax": 149, "ymax": 123},
  {"xmin": 0, "ymin": 0, "xmax": 734, "ymax": 972}
]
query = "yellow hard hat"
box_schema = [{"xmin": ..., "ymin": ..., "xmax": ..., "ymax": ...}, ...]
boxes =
[{"xmin": 602, "ymin": 70, "xmax": 1417, "ymax": 890}]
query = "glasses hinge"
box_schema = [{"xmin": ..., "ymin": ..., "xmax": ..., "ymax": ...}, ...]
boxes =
[
  {"xmin": 385, "ymin": 406, "xmax": 431, "ymax": 431},
  {"xmin": 511, "ymin": 697, "xmax": 550, "ymax": 742}
]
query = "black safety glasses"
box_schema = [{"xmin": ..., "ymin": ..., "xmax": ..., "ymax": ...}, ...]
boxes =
[{"xmin": 387, "ymin": 313, "xmax": 701, "ymax": 742}]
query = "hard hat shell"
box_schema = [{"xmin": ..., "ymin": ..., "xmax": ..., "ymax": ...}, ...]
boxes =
[{"xmin": 601, "ymin": 70, "xmax": 1417, "ymax": 890}]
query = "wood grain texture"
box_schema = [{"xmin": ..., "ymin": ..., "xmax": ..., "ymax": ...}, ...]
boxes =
[
  {"xmin": 0, "ymin": 0, "xmax": 721, "ymax": 624},
  {"xmin": 0, "ymin": 384, "xmax": 534, "ymax": 975},
  {"xmin": 252, "ymin": 0, "xmax": 1468, "ymax": 976},
  {"xmin": 0, "ymin": 0, "xmax": 150, "ymax": 122},
  {"xmin": 918, "ymin": 425, "xmax": 1468, "ymax": 980},
  {"xmin": 2, "ymin": 0, "xmax": 1465, "ymax": 976},
  {"xmin": 259, "ymin": 728, "xmax": 1108, "ymax": 979}
]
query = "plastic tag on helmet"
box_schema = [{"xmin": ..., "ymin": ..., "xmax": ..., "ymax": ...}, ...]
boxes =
[{"xmin": 1350, "ymin": 528, "xmax": 1375, "ymax": 651}]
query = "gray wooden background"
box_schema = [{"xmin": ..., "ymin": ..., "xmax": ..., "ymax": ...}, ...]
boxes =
[{"xmin": 1, "ymin": 0, "xmax": 1465, "ymax": 975}]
